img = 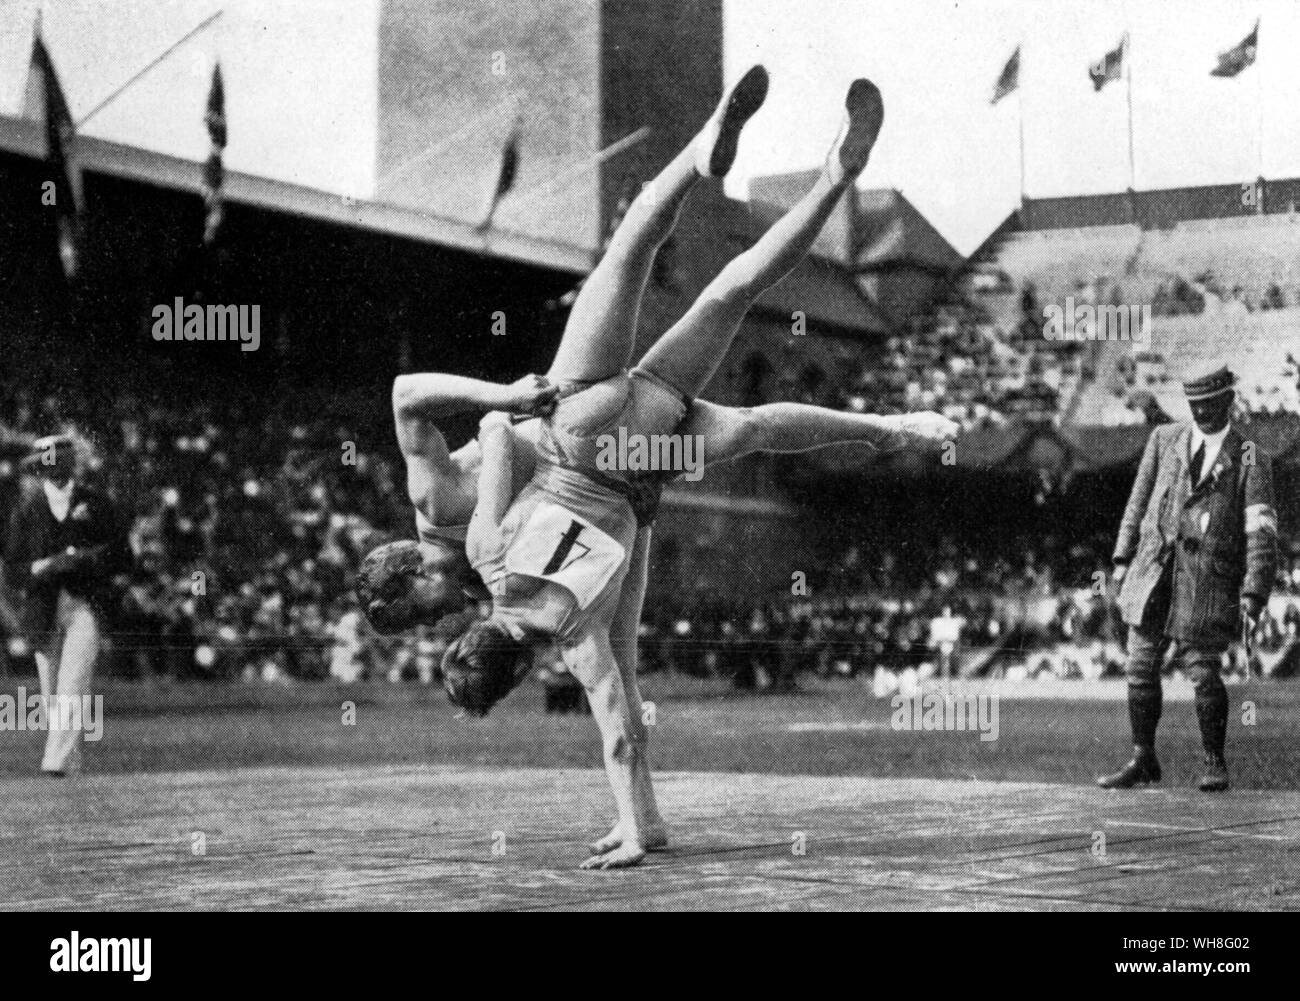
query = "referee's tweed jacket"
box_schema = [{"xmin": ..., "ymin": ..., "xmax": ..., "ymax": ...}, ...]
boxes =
[{"xmin": 1113, "ymin": 421, "xmax": 1278, "ymax": 647}]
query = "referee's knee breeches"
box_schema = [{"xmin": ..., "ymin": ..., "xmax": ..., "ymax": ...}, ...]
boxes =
[
  {"xmin": 1124, "ymin": 626, "xmax": 1165, "ymax": 690},
  {"xmin": 1183, "ymin": 648, "xmax": 1226, "ymax": 698}
]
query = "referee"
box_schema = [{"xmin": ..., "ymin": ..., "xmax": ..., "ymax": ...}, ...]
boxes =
[{"xmin": 1100, "ymin": 368, "xmax": 1278, "ymax": 792}]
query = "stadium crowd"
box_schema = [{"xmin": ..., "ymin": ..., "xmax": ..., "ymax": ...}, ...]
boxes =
[
  {"xmin": 639, "ymin": 534, "xmax": 1300, "ymax": 688},
  {"xmin": 1, "ymin": 348, "xmax": 1297, "ymax": 690},
  {"xmin": 841, "ymin": 296, "xmax": 1082, "ymax": 429},
  {"xmin": 829, "ymin": 264, "xmax": 1300, "ymax": 431},
  {"xmin": 2, "ymin": 249, "xmax": 1300, "ymax": 691},
  {"xmin": 0, "ymin": 372, "xmax": 421, "ymax": 683}
]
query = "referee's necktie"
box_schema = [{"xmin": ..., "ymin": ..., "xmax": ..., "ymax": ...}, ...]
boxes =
[{"xmin": 1190, "ymin": 442, "xmax": 1206, "ymax": 485}]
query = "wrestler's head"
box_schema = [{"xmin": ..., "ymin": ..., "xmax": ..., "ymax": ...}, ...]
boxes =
[
  {"xmin": 355, "ymin": 538, "xmax": 473, "ymax": 633},
  {"xmin": 440, "ymin": 619, "xmax": 533, "ymax": 717}
]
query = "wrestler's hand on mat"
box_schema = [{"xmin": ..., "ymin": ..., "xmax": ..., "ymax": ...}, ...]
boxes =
[
  {"xmin": 496, "ymin": 374, "xmax": 560, "ymax": 417},
  {"xmin": 896, "ymin": 412, "xmax": 960, "ymax": 447}
]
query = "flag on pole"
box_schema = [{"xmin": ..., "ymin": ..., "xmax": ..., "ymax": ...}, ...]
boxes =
[
  {"xmin": 202, "ymin": 63, "xmax": 226, "ymax": 246},
  {"xmin": 1089, "ymin": 34, "xmax": 1127, "ymax": 92},
  {"xmin": 495, "ymin": 125, "xmax": 520, "ymax": 199},
  {"xmin": 991, "ymin": 46, "xmax": 1020, "ymax": 105},
  {"xmin": 25, "ymin": 27, "xmax": 83, "ymax": 279},
  {"xmin": 1211, "ymin": 20, "xmax": 1258, "ymax": 78},
  {"xmin": 479, "ymin": 120, "xmax": 520, "ymax": 229}
]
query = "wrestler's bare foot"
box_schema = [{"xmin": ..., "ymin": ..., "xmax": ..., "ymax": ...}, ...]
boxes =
[
  {"xmin": 695, "ymin": 64, "xmax": 769, "ymax": 178},
  {"xmin": 894, "ymin": 411, "xmax": 960, "ymax": 446},
  {"xmin": 592, "ymin": 819, "xmax": 669, "ymax": 855},
  {"xmin": 580, "ymin": 841, "xmax": 646, "ymax": 870}
]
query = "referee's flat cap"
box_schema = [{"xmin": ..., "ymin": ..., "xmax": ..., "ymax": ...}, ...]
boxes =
[{"xmin": 1182, "ymin": 366, "xmax": 1235, "ymax": 402}]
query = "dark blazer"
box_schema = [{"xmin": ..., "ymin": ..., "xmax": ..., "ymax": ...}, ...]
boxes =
[
  {"xmin": 1114, "ymin": 421, "xmax": 1278, "ymax": 647},
  {"xmin": 2, "ymin": 476, "xmax": 129, "ymax": 635}
]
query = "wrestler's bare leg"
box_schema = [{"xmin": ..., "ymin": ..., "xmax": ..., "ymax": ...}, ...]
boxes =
[
  {"xmin": 594, "ymin": 526, "xmax": 669, "ymax": 855},
  {"xmin": 545, "ymin": 68, "xmax": 768, "ymax": 858},
  {"xmin": 680, "ymin": 399, "xmax": 956, "ymax": 459},
  {"xmin": 547, "ymin": 66, "xmax": 769, "ymax": 385},
  {"xmin": 589, "ymin": 393, "xmax": 963, "ymax": 859},
  {"xmin": 637, "ymin": 80, "xmax": 883, "ymax": 400},
  {"xmin": 590, "ymin": 402, "xmax": 954, "ymax": 860},
  {"xmin": 563, "ymin": 629, "xmax": 647, "ymax": 869},
  {"xmin": 590, "ymin": 393, "xmax": 960, "ymax": 859},
  {"xmin": 587, "ymin": 82, "xmax": 911, "ymax": 859}
]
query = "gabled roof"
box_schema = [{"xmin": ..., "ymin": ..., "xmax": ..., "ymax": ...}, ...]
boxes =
[
  {"xmin": 755, "ymin": 253, "xmax": 891, "ymax": 335},
  {"xmin": 853, "ymin": 187, "xmax": 964, "ymax": 272},
  {"xmin": 749, "ymin": 171, "xmax": 965, "ymax": 274},
  {"xmin": 696, "ymin": 186, "xmax": 886, "ymax": 335}
]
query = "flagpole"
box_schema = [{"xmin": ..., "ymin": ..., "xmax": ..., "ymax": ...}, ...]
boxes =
[
  {"xmin": 509, "ymin": 126, "xmax": 652, "ymax": 205},
  {"xmin": 1017, "ymin": 81, "xmax": 1026, "ymax": 208},
  {"xmin": 478, "ymin": 115, "xmax": 521, "ymax": 231},
  {"xmin": 380, "ymin": 95, "xmax": 519, "ymax": 189},
  {"xmin": 1256, "ymin": 16, "xmax": 1264, "ymax": 190},
  {"xmin": 1124, "ymin": 32, "xmax": 1137, "ymax": 216},
  {"xmin": 76, "ymin": 9, "xmax": 224, "ymax": 128}
]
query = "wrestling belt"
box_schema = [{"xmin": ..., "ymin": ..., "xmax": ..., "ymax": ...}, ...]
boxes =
[
  {"xmin": 584, "ymin": 466, "xmax": 675, "ymax": 528},
  {"xmin": 514, "ymin": 408, "xmax": 687, "ymax": 529}
]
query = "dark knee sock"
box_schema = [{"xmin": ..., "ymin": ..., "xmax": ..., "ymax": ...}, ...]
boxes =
[
  {"xmin": 1127, "ymin": 684, "xmax": 1162, "ymax": 751},
  {"xmin": 1194, "ymin": 676, "xmax": 1228, "ymax": 759}
]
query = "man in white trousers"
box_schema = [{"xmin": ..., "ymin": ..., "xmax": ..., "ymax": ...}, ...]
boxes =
[{"xmin": 4, "ymin": 434, "xmax": 128, "ymax": 774}]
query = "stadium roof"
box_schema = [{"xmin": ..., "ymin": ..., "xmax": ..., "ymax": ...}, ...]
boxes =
[
  {"xmin": 1022, "ymin": 177, "xmax": 1300, "ymax": 232},
  {"xmin": 0, "ymin": 112, "xmax": 592, "ymax": 275}
]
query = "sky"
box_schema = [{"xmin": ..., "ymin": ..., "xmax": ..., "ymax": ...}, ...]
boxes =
[
  {"xmin": 724, "ymin": 0, "xmax": 1300, "ymax": 253},
  {"xmin": 2, "ymin": 1, "xmax": 1297, "ymax": 257},
  {"xmin": 0, "ymin": 0, "xmax": 380, "ymax": 198}
]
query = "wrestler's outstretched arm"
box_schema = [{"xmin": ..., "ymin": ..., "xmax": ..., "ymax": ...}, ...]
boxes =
[
  {"xmin": 392, "ymin": 373, "xmax": 557, "ymax": 524},
  {"xmin": 472, "ymin": 411, "xmax": 516, "ymax": 531},
  {"xmin": 393, "ymin": 372, "xmax": 556, "ymax": 443}
]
